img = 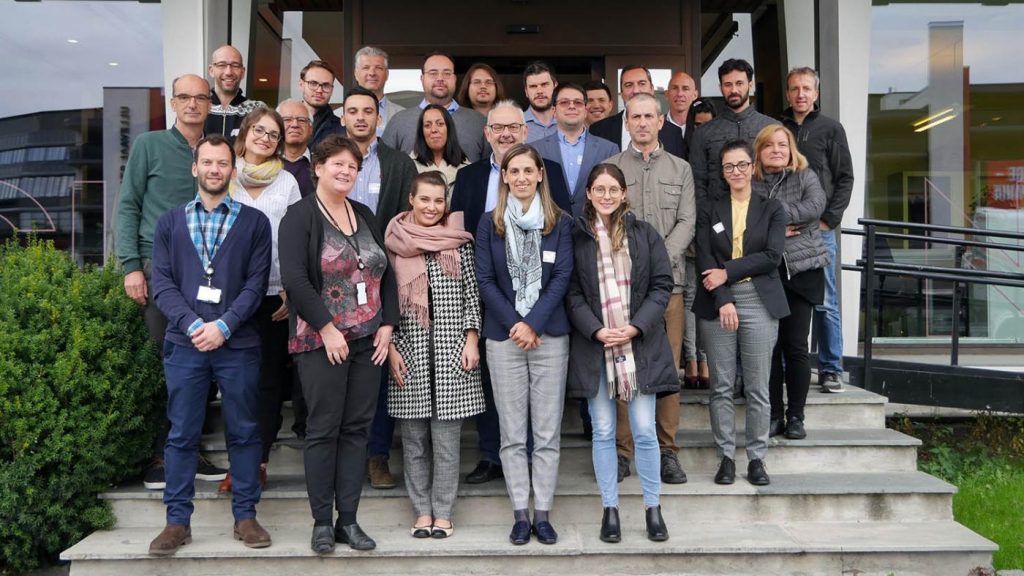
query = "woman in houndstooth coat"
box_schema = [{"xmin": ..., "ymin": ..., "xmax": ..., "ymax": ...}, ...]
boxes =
[{"xmin": 384, "ymin": 171, "xmax": 485, "ymax": 539}]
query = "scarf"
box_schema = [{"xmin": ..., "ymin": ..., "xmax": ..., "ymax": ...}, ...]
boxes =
[
  {"xmin": 385, "ymin": 210, "xmax": 474, "ymax": 328},
  {"xmin": 594, "ymin": 216, "xmax": 638, "ymax": 401},
  {"xmin": 503, "ymin": 195, "xmax": 544, "ymax": 317},
  {"xmin": 231, "ymin": 157, "xmax": 284, "ymax": 196}
]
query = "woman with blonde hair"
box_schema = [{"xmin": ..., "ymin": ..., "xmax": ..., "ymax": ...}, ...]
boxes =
[{"xmin": 475, "ymin": 143, "xmax": 573, "ymax": 545}]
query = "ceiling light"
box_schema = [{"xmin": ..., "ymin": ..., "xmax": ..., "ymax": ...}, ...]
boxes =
[
  {"xmin": 258, "ymin": 78, "xmax": 268, "ymax": 82},
  {"xmin": 913, "ymin": 113, "xmax": 956, "ymax": 133},
  {"xmin": 108, "ymin": 62, "xmax": 119, "ymax": 67},
  {"xmin": 67, "ymin": 39, "xmax": 79, "ymax": 44}
]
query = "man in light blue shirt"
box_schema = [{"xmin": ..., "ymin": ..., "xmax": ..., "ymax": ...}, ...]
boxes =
[
  {"xmin": 353, "ymin": 46, "xmax": 405, "ymax": 137},
  {"xmin": 523, "ymin": 61, "xmax": 558, "ymax": 144}
]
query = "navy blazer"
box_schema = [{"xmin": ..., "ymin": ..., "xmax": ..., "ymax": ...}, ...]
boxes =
[
  {"xmin": 474, "ymin": 212, "xmax": 574, "ymax": 341},
  {"xmin": 589, "ymin": 111, "xmax": 686, "ymax": 159},
  {"xmin": 450, "ymin": 156, "xmax": 573, "ymax": 239},
  {"xmin": 532, "ymin": 131, "xmax": 620, "ymax": 216},
  {"xmin": 692, "ymin": 192, "xmax": 790, "ymax": 321}
]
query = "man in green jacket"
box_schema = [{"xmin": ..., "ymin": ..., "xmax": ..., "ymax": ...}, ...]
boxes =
[{"xmin": 115, "ymin": 73, "xmax": 227, "ymax": 490}]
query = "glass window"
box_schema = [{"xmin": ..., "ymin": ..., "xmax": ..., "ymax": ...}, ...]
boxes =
[{"xmin": 866, "ymin": 3, "xmax": 1024, "ymax": 342}]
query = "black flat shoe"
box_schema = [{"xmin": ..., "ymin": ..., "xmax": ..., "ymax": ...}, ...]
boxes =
[
  {"xmin": 714, "ymin": 456, "xmax": 735, "ymax": 485},
  {"xmin": 784, "ymin": 417, "xmax": 806, "ymax": 440},
  {"xmin": 532, "ymin": 520, "xmax": 558, "ymax": 545},
  {"xmin": 509, "ymin": 520, "xmax": 531, "ymax": 545},
  {"xmin": 645, "ymin": 505, "xmax": 669, "ymax": 542},
  {"xmin": 466, "ymin": 461, "xmax": 503, "ymax": 484},
  {"xmin": 335, "ymin": 522, "xmax": 376, "ymax": 550},
  {"xmin": 768, "ymin": 418, "xmax": 786, "ymax": 437},
  {"xmin": 747, "ymin": 458, "xmax": 771, "ymax": 486},
  {"xmin": 600, "ymin": 507, "xmax": 621, "ymax": 543},
  {"xmin": 310, "ymin": 525, "xmax": 335, "ymax": 554}
]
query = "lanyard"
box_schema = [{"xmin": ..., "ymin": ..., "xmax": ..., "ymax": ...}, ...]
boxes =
[
  {"xmin": 199, "ymin": 206, "xmax": 228, "ymax": 278},
  {"xmin": 317, "ymin": 194, "xmax": 365, "ymax": 270}
]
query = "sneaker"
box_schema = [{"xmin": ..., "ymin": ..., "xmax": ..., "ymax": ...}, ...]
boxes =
[
  {"xmin": 660, "ymin": 451, "xmax": 688, "ymax": 484},
  {"xmin": 617, "ymin": 455, "xmax": 631, "ymax": 483},
  {"xmin": 784, "ymin": 417, "xmax": 807, "ymax": 440},
  {"xmin": 820, "ymin": 372, "xmax": 845, "ymax": 393},
  {"xmin": 143, "ymin": 458, "xmax": 166, "ymax": 490},
  {"xmin": 196, "ymin": 454, "xmax": 228, "ymax": 481}
]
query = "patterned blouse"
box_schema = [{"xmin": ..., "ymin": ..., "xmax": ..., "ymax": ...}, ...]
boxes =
[{"xmin": 288, "ymin": 211, "xmax": 387, "ymax": 353}]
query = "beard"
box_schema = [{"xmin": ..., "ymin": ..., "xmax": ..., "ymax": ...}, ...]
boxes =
[
  {"xmin": 726, "ymin": 91, "xmax": 750, "ymax": 110},
  {"xmin": 199, "ymin": 174, "xmax": 230, "ymax": 196},
  {"xmin": 531, "ymin": 99, "xmax": 552, "ymax": 113}
]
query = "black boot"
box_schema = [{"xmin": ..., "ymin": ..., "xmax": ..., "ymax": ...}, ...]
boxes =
[
  {"xmin": 600, "ymin": 507, "xmax": 621, "ymax": 543},
  {"xmin": 645, "ymin": 505, "xmax": 669, "ymax": 542}
]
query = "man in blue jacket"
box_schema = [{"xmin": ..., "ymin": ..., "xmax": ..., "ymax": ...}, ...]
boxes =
[{"xmin": 147, "ymin": 134, "xmax": 273, "ymax": 556}]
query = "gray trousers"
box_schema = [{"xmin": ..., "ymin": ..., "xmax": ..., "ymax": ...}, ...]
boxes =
[
  {"xmin": 683, "ymin": 256, "xmax": 707, "ymax": 363},
  {"xmin": 486, "ymin": 335, "xmax": 569, "ymax": 511},
  {"xmin": 700, "ymin": 282, "xmax": 778, "ymax": 462},
  {"xmin": 399, "ymin": 417, "xmax": 462, "ymax": 519}
]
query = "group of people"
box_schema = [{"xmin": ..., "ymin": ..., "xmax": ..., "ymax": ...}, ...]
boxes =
[{"xmin": 115, "ymin": 44, "xmax": 853, "ymax": 557}]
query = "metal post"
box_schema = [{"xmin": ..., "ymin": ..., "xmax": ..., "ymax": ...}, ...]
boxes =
[
  {"xmin": 863, "ymin": 223, "xmax": 875, "ymax": 391},
  {"xmin": 950, "ymin": 245, "xmax": 964, "ymax": 366}
]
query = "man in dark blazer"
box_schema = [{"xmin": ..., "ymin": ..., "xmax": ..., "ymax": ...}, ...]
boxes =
[
  {"xmin": 532, "ymin": 82, "xmax": 619, "ymax": 216},
  {"xmin": 589, "ymin": 64, "xmax": 685, "ymax": 159},
  {"xmin": 448, "ymin": 99, "xmax": 571, "ymax": 486}
]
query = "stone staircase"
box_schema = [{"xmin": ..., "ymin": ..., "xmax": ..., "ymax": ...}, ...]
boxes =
[{"xmin": 62, "ymin": 383, "xmax": 997, "ymax": 575}]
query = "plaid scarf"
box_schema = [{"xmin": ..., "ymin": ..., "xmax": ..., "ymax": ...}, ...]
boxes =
[{"xmin": 594, "ymin": 217, "xmax": 637, "ymax": 400}]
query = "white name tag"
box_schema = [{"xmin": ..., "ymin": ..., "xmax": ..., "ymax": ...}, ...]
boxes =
[
  {"xmin": 542, "ymin": 250, "xmax": 557, "ymax": 264},
  {"xmin": 197, "ymin": 285, "xmax": 222, "ymax": 303},
  {"xmin": 230, "ymin": 128, "xmax": 240, "ymax": 138},
  {"xmin": 713, "ymin": 222, "xmax": 726, "ymax": 234},
  {"xmin": 356, "ymin": 281, "xmax": 368, "ymax": 305}
]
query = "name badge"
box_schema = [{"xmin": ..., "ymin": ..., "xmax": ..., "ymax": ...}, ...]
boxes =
[
  {"xmin": 713, "ymin": 222, "xmax": 726, "ymax": 234},
  {"xmin": 197, "ymin": 285, "xmax": 222, "ymax": 304},
  {"xmin": 542, "ymin": 250, "xmax": 557, "ymax": 264},
  {"xmin": 576, "ymin": 154, "xmax": 583, "ymax": 166},
  {"xmin": 356, "ymin": 281, "xmax": 368, "ymax": 306},
  {"xmin": 230, "ymin": 128, "xmax": 240, "ymax": 138}
]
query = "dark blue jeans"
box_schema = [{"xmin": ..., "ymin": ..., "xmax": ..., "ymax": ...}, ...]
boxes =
[
  {"xmin": 367, "ymin": 369, "xmax": 395, "ymax": 458},
  {"xmin": 162, "ymin": 342, "xmax": 262, "ymax": 526}
]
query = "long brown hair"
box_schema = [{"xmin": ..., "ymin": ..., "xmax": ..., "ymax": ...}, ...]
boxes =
[
  {"xmin": 234, "ymin": 106, "xmax": 285, "ymax": 160},
  {"xmin": 492, "ymin": 144, "xmax": 561, "ymax": 238},
  {"xmin": 456, "ymin": 63, "xmax": 505, "ymax": 110},
  {"xmin": 583, "ymin": 163, "xmax": 630, "ymax": 252}
]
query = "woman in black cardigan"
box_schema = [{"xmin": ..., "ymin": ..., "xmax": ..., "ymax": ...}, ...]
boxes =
[
  {"xmin": 279, "ymin": 135, "xmax": 398, "ymax": 554},
  {"xmin": 566, "ymin": 164, "xmax": 676, "ymax": 543},
  {"xmin": 693, "ymin": 140, "xmax": 789, "ymax": 487}
]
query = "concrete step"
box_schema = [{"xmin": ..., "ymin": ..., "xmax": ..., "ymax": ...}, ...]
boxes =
[
  {"xmin": 102, "ymin": 471, "xmax": 956, "ymax": 528},
  {"xmin": 61, "ymin": 520, "xmax": 996, "ymax": 576},
  {"xmin": 199, "ymin": 427, "xmax": 921, "ymax": 476}
]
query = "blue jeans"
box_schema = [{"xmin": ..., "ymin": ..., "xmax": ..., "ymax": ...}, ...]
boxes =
[
  {"xmin": 163, "ymin": 342, "xmax": 262, "ymax": 526},
  {"xmin": 815, "ymin": 229, "xmax": 843, "ymax": 375},
  {"xmin": 589, "ymin": 370, "xmax": 660, "ymax": 508}
]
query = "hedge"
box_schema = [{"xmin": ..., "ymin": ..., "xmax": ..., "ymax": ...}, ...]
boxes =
[{"xmin": 0, "ymin": 239, "xmax": 162, "ymax": 575}]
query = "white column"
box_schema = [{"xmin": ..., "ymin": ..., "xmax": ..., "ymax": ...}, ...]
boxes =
[
  {"xmin": 230, "ymin": 0, "xmax": 253, "ymax": 68},
  {"xmin": 160, "ymin": 0, "xmax": 206, "ymax": 127},
  {"xmin": 782, "ymin": 0, "xmax": 817, "ymax": 71}
]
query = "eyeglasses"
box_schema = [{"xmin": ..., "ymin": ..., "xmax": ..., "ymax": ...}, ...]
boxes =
[
  {"xmin": 471, "ymin": 78, "xmax": 495, "ymax": 87},
  {"xmin": 487, "ymin": 123, "xmax": 523, "ymax": 133},
  {"xmin": 251, "ymin": 125, "xmax": 281, "ymax": 142},
  {"xmin": 425, "ymin": 70, "xmax": 455, "ymax": 79},
  {"xmin": 722, "ymin": 161, "xmax": 752, "ymax": 173},
  {"xmin": 590, "ymin": 186, "xmax": 624, "ymax": 198},
  {"xmin": 281, "ymin": 116, "xmax": 311, "ymax": 126},
  {"xmin": 211, "ymin": 61, "xmax": 243, "ymax": 71},
  {"xmin": 556, "ymin": 98, "xmax": 585, "ymax": 109},
  {"xmin": 304, "ymin": 80, "xmax": 333, "ymax": 92},
  {"xmin": 173, "ymin": 94, "xmax": 211, "ymax": 104}
]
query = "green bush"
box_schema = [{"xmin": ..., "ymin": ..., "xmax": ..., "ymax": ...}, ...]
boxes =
[{"xmin": 0, "ymin": 239, "xmax": 162, "ymax": 575}]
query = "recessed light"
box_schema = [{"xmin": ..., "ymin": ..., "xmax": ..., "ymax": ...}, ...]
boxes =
[
  {"xmin": 67, "ymin": 39, "xmax": 79, "ymax": 44},
  {"xmin": 258, "ymin": 78, "xmax": 268, "ymax": 82},
  {"xmin": 108, "ymin": 62, "xmax": 119, "ymax": 67}
]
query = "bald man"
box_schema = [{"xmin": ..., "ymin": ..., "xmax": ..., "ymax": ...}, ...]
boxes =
[
  {"xmin": 664, "ymin": 72, "xmax": 698, "ymax": 139},
  {"xmin": 205, "ymin": 45, "xmax": 266, "ymax": 140}
]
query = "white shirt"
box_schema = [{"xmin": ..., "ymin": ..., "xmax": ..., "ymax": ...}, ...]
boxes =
[{"xmin": 231, "ymin": 161, "xmax": 303, "ymax": 295}]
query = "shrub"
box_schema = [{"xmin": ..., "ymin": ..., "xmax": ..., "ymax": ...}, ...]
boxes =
[{"xmin": 0, "ymin": 239, "xmax": 162, "ymax": 575}]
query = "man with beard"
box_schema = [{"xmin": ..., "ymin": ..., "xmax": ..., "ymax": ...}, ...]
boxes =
[
  {"xmin": 449, "ymin": 100, "xmax": 572, "ymax": 485},
  {"xmin": 382, "ymin": 53, "xmax": 487, "ymax": 162},
  {"xmin": 299, "ymin": 60, "xmax": 345, "ymax": 148},
  {"xmin": 522, "ymin": 61, "xmax": 558, "ymax": 143},
  {"xmin": 589, "ymin": 65, "xmax": 685, "ymax": 158},
  {"xmin": 147, "ymin": 134, "xmax": 273, "ymax": 556},
  {"xmin": 687, "ymin": 58, "xmax": 775, "ymax": 202},
  {"xmin": 204, "ymin": 45, "xmax": 265, "ymax": 140}
]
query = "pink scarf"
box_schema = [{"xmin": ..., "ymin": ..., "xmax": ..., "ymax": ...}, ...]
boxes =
[{"xmin": 385, "ymin": 211, "xmax": 474, "ymax": 328}]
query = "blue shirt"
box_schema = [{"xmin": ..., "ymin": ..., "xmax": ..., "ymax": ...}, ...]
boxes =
[
  {"xmin": 524, "ymin": 108, "xmax": 557, "ymax": 143},
  {"xmin": 485, "ymin": 154, "xmax": 501, "ymax": 212},
  {"xmin": 418, "ymin": 99, "xmax": 460, "ymax": 115},
  {"xmin": 557, "ymin": 129, "xmax": 588, "ymax": 194},
  {"xmin": 351, "ymin": 140, "xmax": 382, "ymax": 212}
]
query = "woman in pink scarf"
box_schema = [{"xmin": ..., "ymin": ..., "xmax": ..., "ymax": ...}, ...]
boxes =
[{"xmin": 384, "ymin": 171, "xmax": 485, "ymax": 539}]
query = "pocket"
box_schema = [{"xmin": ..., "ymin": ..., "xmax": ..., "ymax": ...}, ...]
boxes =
[{"xmin": 162, "ymin": 340, "xmax": 176, "ymax": 361}]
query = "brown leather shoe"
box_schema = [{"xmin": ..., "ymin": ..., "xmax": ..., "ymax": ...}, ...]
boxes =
[
  {"xmin": 218, "ymin": 473, "xmax": 232, "ymax": 493},
  {"xmin": 234, "ymin": 518, "xmax": 272, "ymax": 548},
  {"xmin": 367, "ymin": 455, "xmax": 396, "ymax": 489},
  {"xmin": 148, "ymin": 524, "xmax": 191, "ymax": 556}
]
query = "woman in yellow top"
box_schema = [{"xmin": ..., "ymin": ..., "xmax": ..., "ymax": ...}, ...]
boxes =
[{"xmin": 692, "ymin": 140, "xmax": 790, "ymax": 487}]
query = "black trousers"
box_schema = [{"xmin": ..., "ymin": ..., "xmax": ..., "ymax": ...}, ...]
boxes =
[
  {"xmin": 769, "ymin": 290, "xmax": 815, "ymax": 421},
  {"xmin": 255, "ymin": 295, "xmax": 297, "ymax": 463},
  {"xmin": 296, "ymin": 337, "xmax": 380, "ymax": 525}
]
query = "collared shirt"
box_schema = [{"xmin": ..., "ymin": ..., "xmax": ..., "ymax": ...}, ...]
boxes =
[
  {"xmin": 620, "ymin": 113, "xmax": 631, "ymax": 151},
  {"xmin": 557, "ymin": 129, "xmax": 588, "ymax": 193},
  {"xmin": 524, "ymin": 108, "xmax": 558, "ymax": 143},
  {"xmin": 351, "ymin": 140, "xmax": 382, "ymax": 212},
  {"xmin": 184, "ymin": 192, "xmax": 240, "ymax": 338},
  {"xmin": 485, "ymin": 154, "xmax": 501, "ymax": 212},
  {"xmin": 377, "ymin": 96, "xmax": 391, "ymax": 137},
  {"xmin": 419, "ymin": 98, "xmax": 460, "ymax": 115}
]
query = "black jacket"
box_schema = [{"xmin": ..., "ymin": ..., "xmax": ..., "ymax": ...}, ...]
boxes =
[
  {"xmin": 279, "ymin": 194, "xmax": 399, "ymax": 339},
  {"xmin": 692, "ymin": 192, "xmax": 790, "ymax": 321},
  {"xmin": 688, "ymin": 106, "xmax": 776, "ymax": 203},
  {"xmin": 589, "ymin": 111, "xmax": 686, "ymax": 159},
  {"xmin": 373, "ymin": 141, "xmax": 418, "ymax": 231},
  {"xmin": 565, "ymin": 213, "xmax": 678, "ymax": 400},
  {"xmin": 781, "ymin": 106, "xmax": 854, "ymax": 230},
  {"xmin": 310, "ymin": 105, "xmax": 346, "ymax": 149},
  {"xmin": 204, "ymin": 91, "xmax": 265, "ymax": 141}
]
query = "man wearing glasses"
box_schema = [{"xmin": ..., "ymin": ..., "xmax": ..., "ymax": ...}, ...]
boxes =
[
  {"xmin": 532, "ymin": 82, "xmax": 619, "ymax": 216},
  {"xmin": 204, "ymin": 45, "xmax": 265, "ymax": 141},
  {"xmin": 276, "ymin": 99, "xmax": 316, "ymax": 198},
  {"xmin": 299, "ymin": 60, "xmax": 345, "ymax": 149},
  {"xmin": 116, "ymin": 73, "xmax": 228, "ymax": 492},
  {"xmin": 382, "ymin": 53, "xmax": 487, "ymax": 162},
  {"xmin": 449, "ymin": 100, "xmax": 572, "ymax": 486}
]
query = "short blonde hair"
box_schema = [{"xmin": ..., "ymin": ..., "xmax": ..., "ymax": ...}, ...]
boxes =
[{"xmin": 753, "ymin": 124, "xmax": 808, "ymax": 179}]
